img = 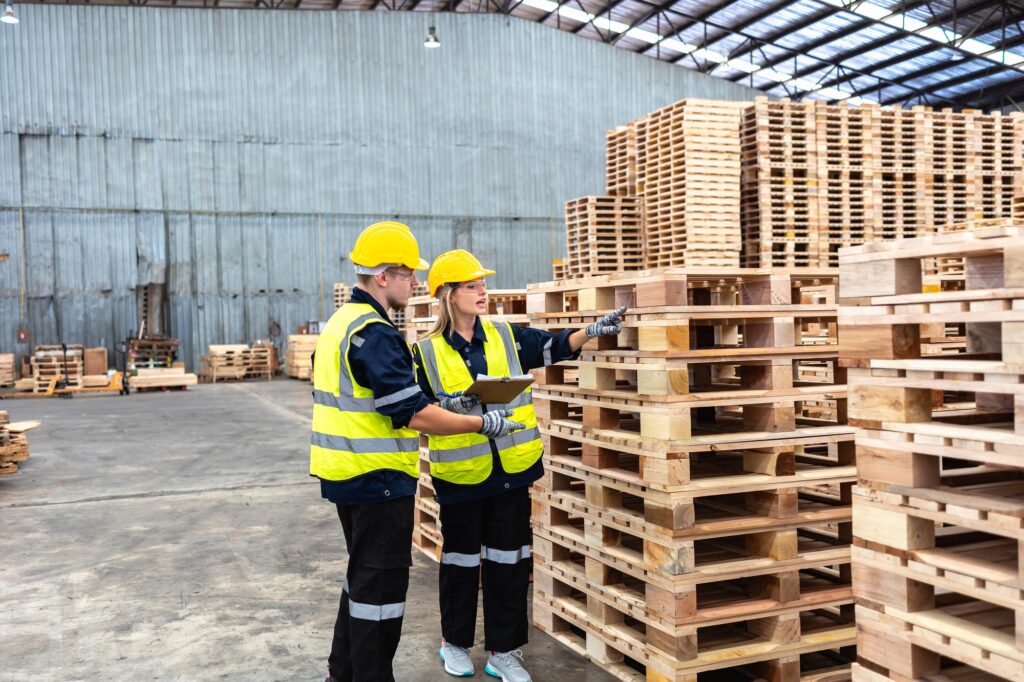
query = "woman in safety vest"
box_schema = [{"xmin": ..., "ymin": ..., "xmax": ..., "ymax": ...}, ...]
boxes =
[{"xmin": 411, "ymin": 249, "xmax": 625, "ymax": 682}]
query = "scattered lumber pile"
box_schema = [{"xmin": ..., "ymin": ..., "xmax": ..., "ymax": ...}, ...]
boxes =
[
  {"xmin": 527, "ymin": 268, "xmax": 855, "ymax": 680},
  {"xmin": 840, "ymin": 224, "xmax": 1024, "ymax": 680},
  {"xmin": 0, "ymin": 411, "xmax": 38, "ymax": 477}
]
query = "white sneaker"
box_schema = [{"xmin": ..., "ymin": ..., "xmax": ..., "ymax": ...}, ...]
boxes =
[
  {"xmin": 484, "ymin": 649, "xmax": 531, "ymax": 682},
  {"xmin": 440, "ymin": 639, "xmax": 474, "ymax": 677}
]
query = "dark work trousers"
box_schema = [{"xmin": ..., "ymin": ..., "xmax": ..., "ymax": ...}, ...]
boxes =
[
  {"xmin": 328, "ymin": 496, "xmax": 414, "ymax": 682},
  {"xmin": 438, "ymin": 486, "xmax": 532, "ymax": 653}
]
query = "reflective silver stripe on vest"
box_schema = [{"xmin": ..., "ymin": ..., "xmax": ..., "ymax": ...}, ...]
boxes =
[
  {"xmin": 441, "ymin": 551, "xmax": 481, "ymax": 567},
  {"xmin": 491, "ymin": 322, "xmax": 525, "ymax": 375},
  {"xmin": 428, "ymin": 440, "xmax": 493, "ymax": 464},
  {"xmin": 493, "ymin": 426, "xmax": 541, "ymax": 453},
  {"xmin": 312, "ymin": 432, "xmax": 419, "ymax": 453},
  {"xmin": 375, "ymin": 384, "xmax": 422, "ymax": 408},
  {"xmin": 338, "ymin": 311, "xmax": 388, "ymax": 404},
  {"xmin": 482, "ymin": 545, "xmax": 531, "ymax": 564},
  {"xmin": 313, "ymin": 388, "xmax": 377, "ymax": 413},
  {"xmin": 542, "ymin": 338, "xmax": 553, "ymax": 367}
]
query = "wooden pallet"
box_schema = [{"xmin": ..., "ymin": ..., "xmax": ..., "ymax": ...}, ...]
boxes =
[
  {"xmin": 606, "ymin": 123, "xmax": 638, "ymax": 197},
  {"xmin": 332, "ymin": 282, "xmax": 351, "ymax": 311},
  {"xmin": 641, "ymin": 99, "xmax": 746, "ymax": 269},
  {"xmin": 128, "ymin": 337, "xmax": 179, "ymax": 368},
  {"xmin": 564, "ymin": 195, "xmax": 645, "ymax": 277},
  {"xmin": 284, "ymin": 334, "xmax": 318, "ymax": 380},
  {"xmin": 530, "ymin": 267, "xmax": 853, "ymax": 681},
  {"xmin": 839, "ymin": 224, "xmax": 1024, "ymax": 680}
]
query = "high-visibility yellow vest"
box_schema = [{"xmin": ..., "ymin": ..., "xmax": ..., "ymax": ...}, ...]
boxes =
[
  {"xmin": 310, "ymin": 302, "xmax": 420, "ymax": 481},
  {"xmin": 415, "ymin": 320, "xmax": 543, "ymax": 485}
]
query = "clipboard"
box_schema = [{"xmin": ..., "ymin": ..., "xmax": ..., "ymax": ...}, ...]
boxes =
[{"xmin": 465, "ymin": 375, "xmax": 534, "ymax": 405}]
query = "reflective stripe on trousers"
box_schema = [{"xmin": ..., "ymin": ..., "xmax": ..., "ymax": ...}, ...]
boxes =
[
  {"xmin": 343, "ymin": 578, "xmax": 407, "ymax": 621},
  {"xmin": 482, "ymin": 545, "xmax": 531, "ymax": 564}
]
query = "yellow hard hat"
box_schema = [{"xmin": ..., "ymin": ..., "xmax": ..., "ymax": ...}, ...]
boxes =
[
  {"xmin": 349, "ymin": 221, "xmax": 430, "ymax": 271},
  {"xmin": 428, "ymin": 249, "xmax": 496, "ymax": 297}
]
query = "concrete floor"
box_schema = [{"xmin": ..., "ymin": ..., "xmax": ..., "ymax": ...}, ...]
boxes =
[{"xmin": 0, "ymin": 379, "xmax": 619, "ymax": 682}]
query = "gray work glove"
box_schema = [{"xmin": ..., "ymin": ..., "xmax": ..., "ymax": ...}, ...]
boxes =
[
  {"xmin": 438, "ymin": 392, "xmax": 480, "ymax": 415},
  {"xmin": 478, "ymin": 409, "xmax": 525, "ymax": 439},
  {"xmin": 585, "ymin": 305, "xmax": 627, "ymax": 338}
]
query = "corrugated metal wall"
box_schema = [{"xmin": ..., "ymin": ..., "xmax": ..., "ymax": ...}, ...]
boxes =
[{"xmin": 0, "ymin": 6, "xmax": 758, "ymax": 370}]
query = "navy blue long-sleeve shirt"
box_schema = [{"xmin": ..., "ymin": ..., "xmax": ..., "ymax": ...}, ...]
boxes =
[
  {"xmin": 411, "ymin": 318, "xmax": 581, "ymax": 505},
  {"xmin": 318, "ymin": 287, "xmax": 431, "ymax": 505}
]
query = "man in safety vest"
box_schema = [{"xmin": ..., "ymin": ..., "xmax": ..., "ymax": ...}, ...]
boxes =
[{"xmin": 312, "ymin": 223, "xmax": 525, "ymax": 682}]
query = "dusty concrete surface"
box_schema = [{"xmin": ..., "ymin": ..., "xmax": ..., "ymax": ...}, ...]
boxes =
[{"xmin": 0, "ymin": 379, "xmax": 618, "ymax": 682}]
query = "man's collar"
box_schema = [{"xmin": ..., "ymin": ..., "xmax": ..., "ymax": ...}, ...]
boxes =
[{"xmin": 351, "ymin": 287, "xmax": 392, "ymax": 324}]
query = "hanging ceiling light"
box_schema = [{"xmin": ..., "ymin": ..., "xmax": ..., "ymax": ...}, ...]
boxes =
[
  {"xmin": 1, "ymin": 0, "xmax": 18, "ymax": 24},
  {"xmin": 424, "ymin": 26, "xmax": 440, "ymax": 49}
]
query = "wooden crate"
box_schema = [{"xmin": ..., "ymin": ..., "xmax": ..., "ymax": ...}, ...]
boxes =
[
  {"xmin": 528, "ymin": 267, "xmax": 855, "ymax": 681},
  {"xmin": 838, "ymin": 224, "xmax": 1024, "ymax": 681},
  {"xmin": 564, "ymin": 195, "xmax": 645, "ymax": 277},
  {"xmin": 201, "ymin": 344, "xmax": 249, "ymax": 383}
]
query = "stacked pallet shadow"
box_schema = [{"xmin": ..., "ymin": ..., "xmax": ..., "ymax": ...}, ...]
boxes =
[
  {"xmin": 401, "ymin": 290, "xmax": 531, "ymax": 562},
  {"xmin": 527, "ymin": 270, "xmax": 855, "ymax": 681},
  {"xmin": 839, "ymin": 225, "xmax": 1024, "ymax": 680}
]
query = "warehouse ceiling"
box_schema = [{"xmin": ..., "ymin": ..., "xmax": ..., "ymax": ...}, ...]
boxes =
[{"xmin": 17, "ymin": 0, "xmax": 1024, "ymax": 110}]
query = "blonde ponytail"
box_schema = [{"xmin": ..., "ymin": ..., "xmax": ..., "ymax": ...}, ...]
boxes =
[{"xmin": 428, "ymin": 287, "xmax": 456, "ymax": 338}]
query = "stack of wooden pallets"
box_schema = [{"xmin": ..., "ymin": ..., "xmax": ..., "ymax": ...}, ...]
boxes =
[
  {"xmin": 201, "ymin": 345, "xmax": 249, "ymax": 383},
  {"xmin": 741, "ymin": 98, "xmax": 1024, "ymax": 268},
  {"xmin": 128, "ymin": 336, "xmax": 179, "ymax": 369},
  {"xmin": 200, "ymin": 344, "xmax": 273, "ymax": 382},
  {"xmin": 526, "ymin": 268, "xmax": 856, "ymax": 681},
  {"xmin": 741, "ymin": 98, "xmax": 820, "ymax": 269},
  {"xmin": 284, "ymin": 335, "xmax": 318, "ymax": 380},
  {"xmin": 0, "ymin": 353, "xmax": 14, "ymax": 387},
  {"xmin": 839, "ymin": 225, "xmax": 1024, "ymax": 680},
  {"xmin": 563, "ymin": 196, "xmax": 645, "ymax": 277},
  {"xmin": 31, "ymin": 345, "xmax": 84, "ymax": 392},
  {"xmin": 640, "ymin": 100, "xmax": 745, "ymax": 268},
  {"xmin": 606, "ymin": 123, "xmax": 638, "ymax": 197},
  {"xmin": 0, "ymin": 412, "xmax": 37, "ymax": 477},
  {"xmin": 333, "ymin": 282, "xmax": 351, "ymax": 311}
]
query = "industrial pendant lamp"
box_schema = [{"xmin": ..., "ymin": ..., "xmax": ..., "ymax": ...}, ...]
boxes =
[
  {"xmin": 424, "ymin": 26, "xmax": 440, "ymax": 48},
  {"xmin": 1, "ymin": 0, "xmax": 19, "ymax": 24}
]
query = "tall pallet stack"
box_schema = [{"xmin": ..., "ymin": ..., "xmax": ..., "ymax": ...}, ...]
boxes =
[
  {"xmin": 839, "ymin": 225, "xmax": 1024, "ymax": 680},
  {"xmin": 563, "ymin": 196, "xmax": 645, "ymax": 277},
  {"xmin": 527, "ymin": 268, "xmax": 856, "ymax": 681},
  {"xmin": 641, "ymin": 100, "xmax": 745, "ymax": 268},
  {"xmin": 741, "ymin": 99, "xmax": 820, "ymax": 268},
  {"xmin": 606, "ymin": 123, "xmax": 638, "ymax": 197},
  {"xmin": 872, "ymin": 105, "xmax": 929, "ymax": 243}
]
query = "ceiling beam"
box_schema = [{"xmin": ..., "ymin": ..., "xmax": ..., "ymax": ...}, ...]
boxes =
[
  {"xmin": 571, "ymin": 0, "xmax": 630, "ymax": 34},
  {"xmin": 618, "ymin": 0, "xmax": 725, "ymax": 51}
]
